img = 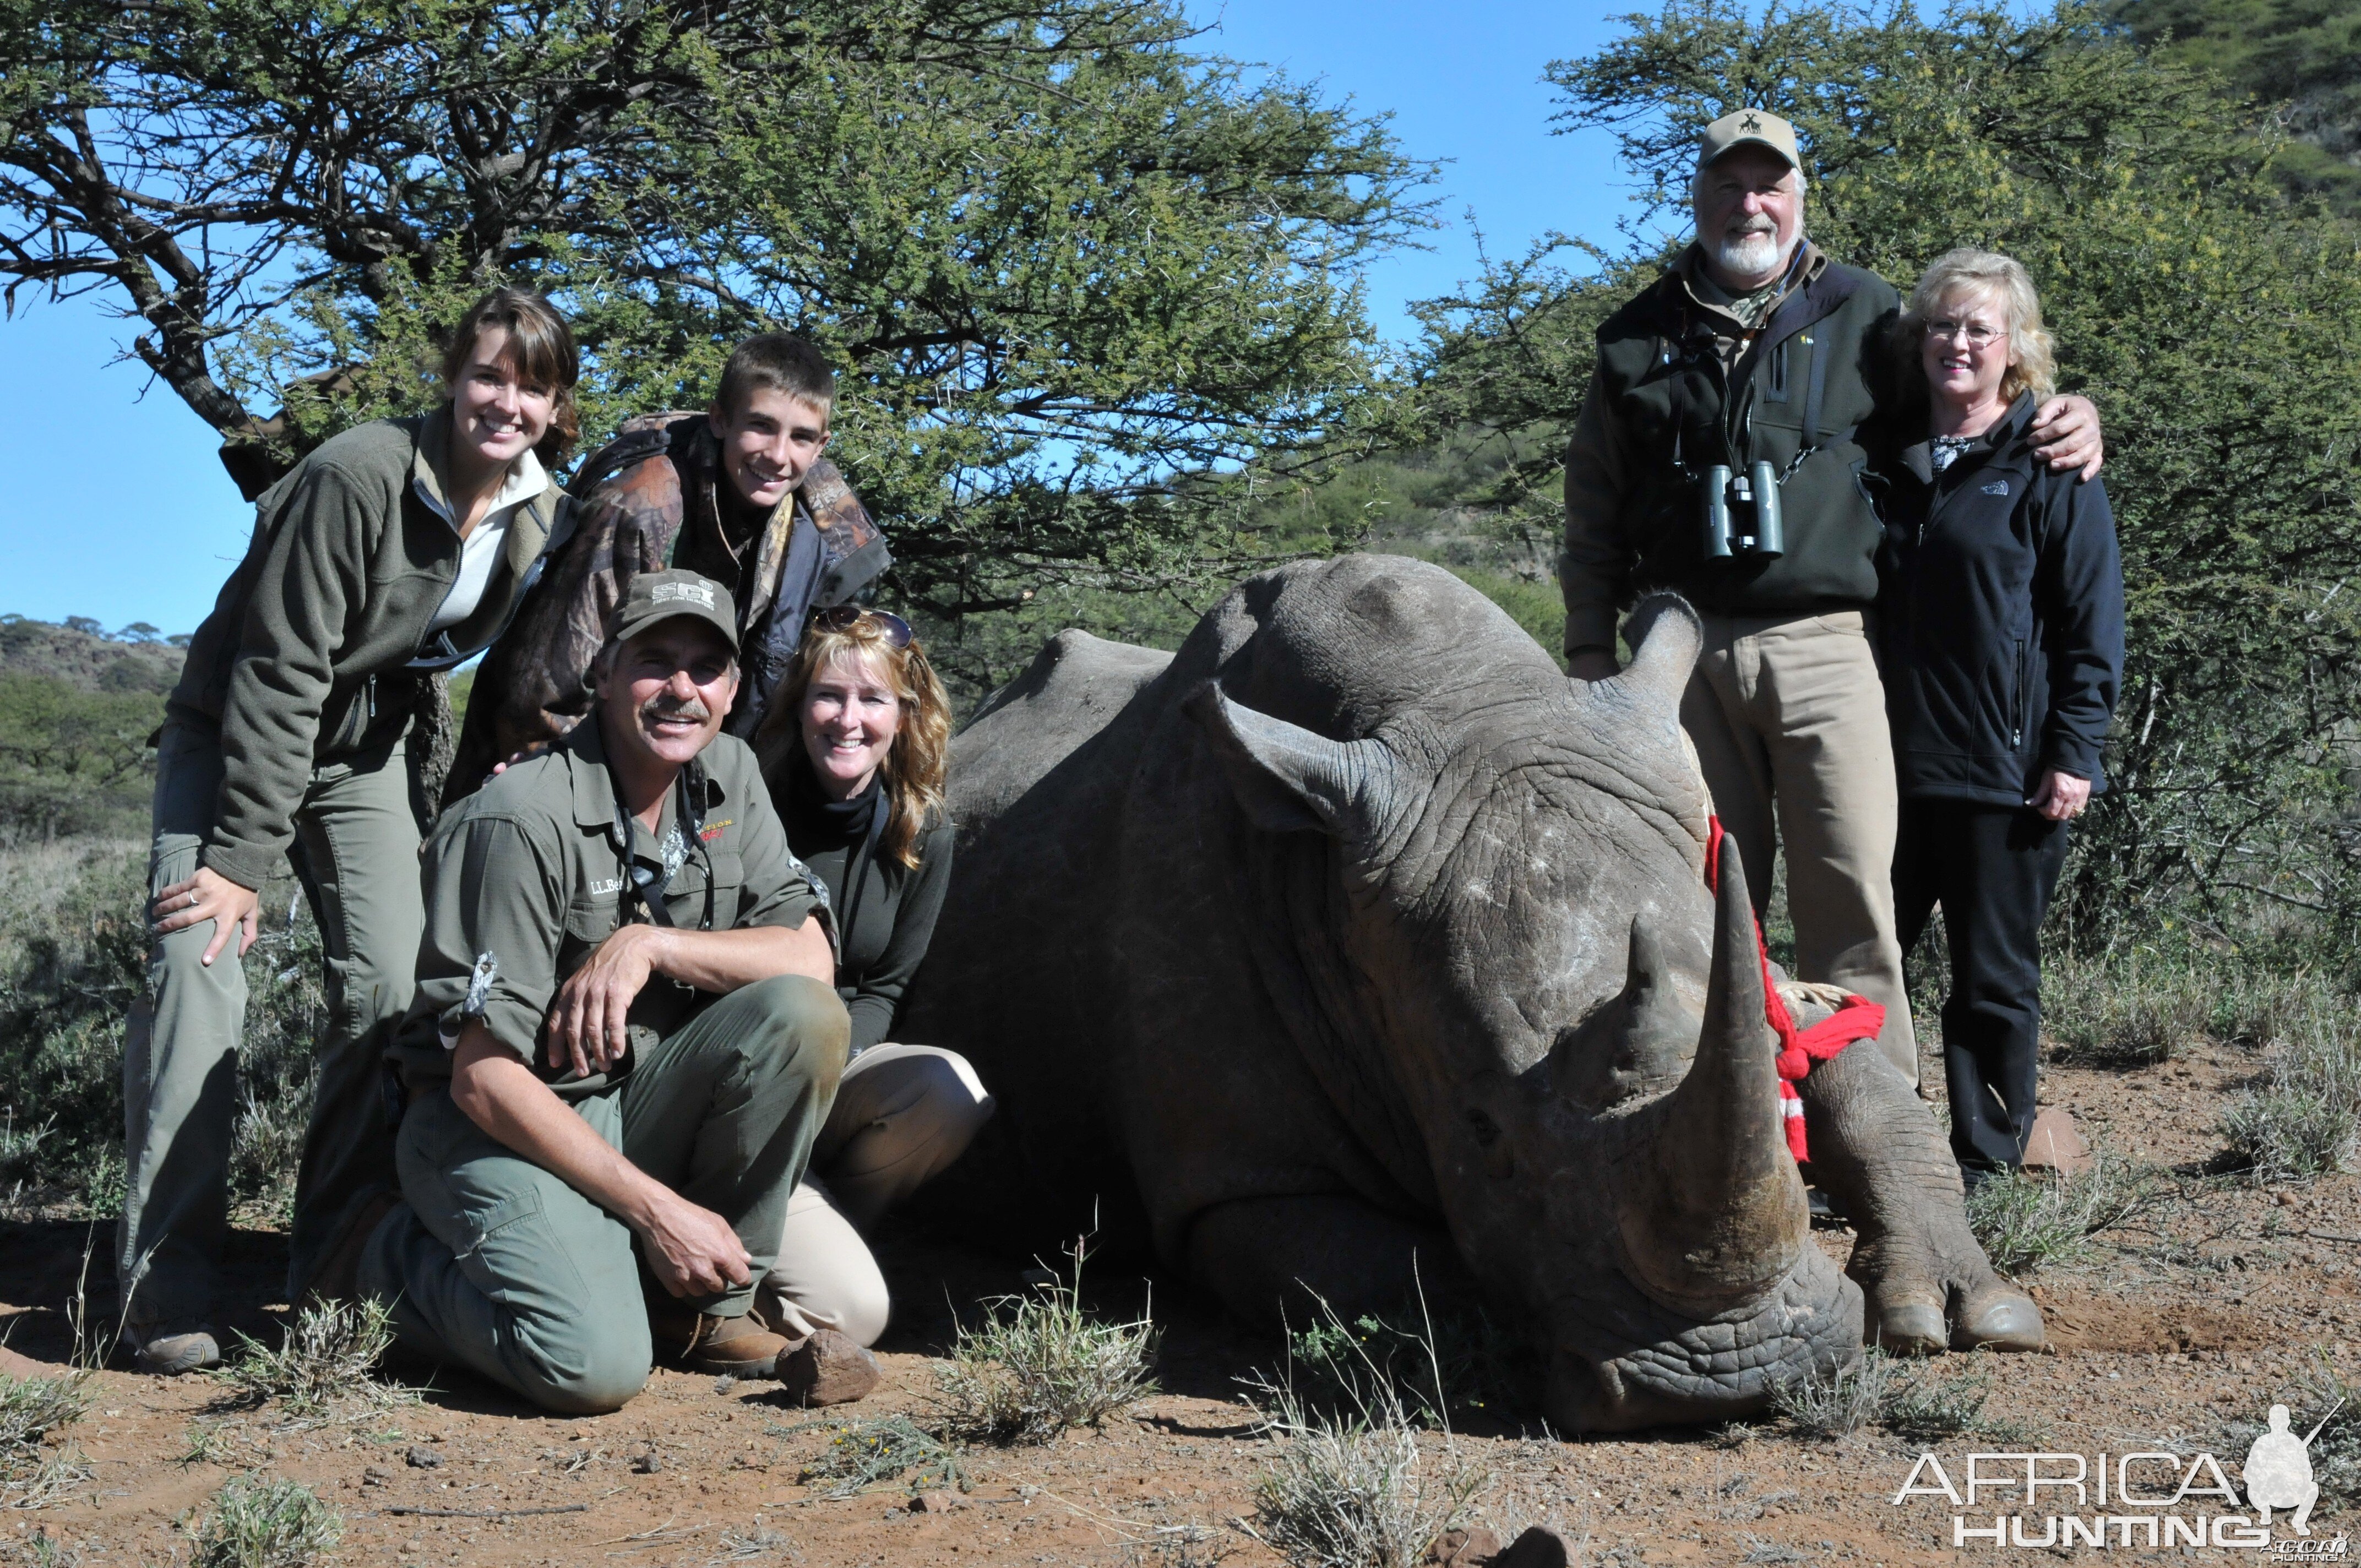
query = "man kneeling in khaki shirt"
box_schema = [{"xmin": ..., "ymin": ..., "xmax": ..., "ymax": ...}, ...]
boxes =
[{"xmin": 360, "ymin": 570, "xmax": 869, "ymax": 1414}]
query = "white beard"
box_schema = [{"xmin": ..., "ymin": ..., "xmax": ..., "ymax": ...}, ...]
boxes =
[{"xmin": 1713, "ymin": 227, "xmax": 1783, "ymax": 279}]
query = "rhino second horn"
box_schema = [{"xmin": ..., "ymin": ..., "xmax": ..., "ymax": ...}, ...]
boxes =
[
  {"xmin": 1603, "ymin": 593, "xmax": 1703, "ymax": 711},
  {"xmin": 1615, "ymin": 837, "xmax": 1808, "ymax": 1317}
]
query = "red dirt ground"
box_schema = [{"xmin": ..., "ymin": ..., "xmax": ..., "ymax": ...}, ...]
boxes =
[{"xmin": 4, "ymin": 1035, "xmax": 2354, "ymax": 1567}]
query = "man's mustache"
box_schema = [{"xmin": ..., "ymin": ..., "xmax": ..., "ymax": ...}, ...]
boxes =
[
  {"xmin": 640, "ymin": 696, "xmax": 712, "ymax": 725},
  {"xmin": 1726, "ymin": 216, "xmax": 1777, "ymax": 237}
]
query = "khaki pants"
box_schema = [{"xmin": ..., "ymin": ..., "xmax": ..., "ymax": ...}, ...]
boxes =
[
  {"xmin": 753, "ymin": 1044, "xmax": 994, "ymax": 1347},
  {"xmin": 119, "ymin": 721, "xmax": 425, "ymax": 1332},
  {"xmin": 1676, "ymin": 609, "xmax": 1918, "ymax": 1085},
  {"xmin": 358, "ymin": 975, "xmax": 847, "ymax": 1414}
]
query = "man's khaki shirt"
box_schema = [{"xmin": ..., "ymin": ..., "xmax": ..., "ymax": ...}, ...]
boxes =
[{"xmin": 390, "ymin": 712, "xmax": 830, "ymax": 1100}]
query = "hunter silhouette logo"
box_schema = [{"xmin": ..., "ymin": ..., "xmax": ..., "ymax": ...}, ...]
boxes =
[{"xmin": 2246, "ymin": 1400, "xmax": 2343, "ymax": 1536}]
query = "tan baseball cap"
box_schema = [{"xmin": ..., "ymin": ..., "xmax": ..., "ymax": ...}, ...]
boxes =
[
  {"xmin": 606, "ymin": 569, "xmax": 739, "ymax": 654},
  {"xmin": 1699, "ymin": 108, "xmax": 1801, "ymax": 171}
]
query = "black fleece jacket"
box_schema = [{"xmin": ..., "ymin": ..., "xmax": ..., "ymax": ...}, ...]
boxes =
[
  {"xmin": 779, "ymin": 754, "xmax": 954, "ymax": 1052},
  {"xmin": 1875, "ymin": 392, "xmax": 2125, "ymax": 805}
]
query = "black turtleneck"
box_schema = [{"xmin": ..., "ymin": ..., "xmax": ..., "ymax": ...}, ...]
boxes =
[{"xmin": 778, "ymin": 748, "xmax": 955, "ymax": 1052}]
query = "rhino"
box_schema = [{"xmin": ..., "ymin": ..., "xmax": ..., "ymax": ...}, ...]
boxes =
[{"xmin": 900, "ymin": 555, "xmax": 2042, "ymax": 1431}]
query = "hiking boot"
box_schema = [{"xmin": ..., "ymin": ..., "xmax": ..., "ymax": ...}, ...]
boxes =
[
  {"xmin": 647, "ymin": 1305, "xmax": 796, "ymax": 1378},
  {"xmin": 129, "ymin": 1323, "xmax": 221, "ymax": 1375},
  {"xmin": 776, "ymin": 1328, "xmax": 880, "ymax": 1407},
  {"xmin": 300, "ymin": 1190, "xmax": 402, "ymax": 1313}
]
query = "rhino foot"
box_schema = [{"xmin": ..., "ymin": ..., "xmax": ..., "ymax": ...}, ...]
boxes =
[
  {"xmin": 1795, "ymin": 1040, "xmax": 2047, "ymax": 1357},
  {"xmin": 1865, "ymin": 1273, "xmax": 2043, "ymax": 1354}
]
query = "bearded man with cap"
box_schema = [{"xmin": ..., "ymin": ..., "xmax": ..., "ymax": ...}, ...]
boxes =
[
  {"xmin": 355, "ymin": 569, "xmax": 878, "ymax": 1414},
  {"xmin": 1560, "ymin": 108, "xmax": 2104, "ymax": 1088}
]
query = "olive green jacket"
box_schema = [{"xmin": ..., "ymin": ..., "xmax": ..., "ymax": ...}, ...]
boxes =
[
  {"xmin": 168, "ymin": 407, "xmax": 569, "ymax": 890},
  {"xmin": 387, "ymin": 716, "xmax": 830, "ymax": 1100}
]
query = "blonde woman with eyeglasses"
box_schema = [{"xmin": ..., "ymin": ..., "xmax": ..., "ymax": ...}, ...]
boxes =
[
  {"xmin": 1876, "ymin": 248, "xmax": 2124, "ymax": 1188},
  {"xmin": 744, "ymin": 606, "xmax": 992, "ymax": 1394}
]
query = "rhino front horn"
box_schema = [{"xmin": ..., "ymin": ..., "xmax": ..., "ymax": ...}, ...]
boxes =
[{"xmin": 1615, "ymin": 835, "xmax": 1808, "ymax": 1316}]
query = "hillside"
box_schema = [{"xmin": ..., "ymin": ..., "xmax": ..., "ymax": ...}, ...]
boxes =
[
  {"xmin": 0, "ymin": 618, "xmax": 182, "ymax": 841},
  {"xmin": 2117, "ymin": 0, "xmax": 2361, "ymax": 212}
]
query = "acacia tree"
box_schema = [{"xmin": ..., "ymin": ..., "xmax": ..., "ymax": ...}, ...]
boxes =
[
  {"xmin": 1415, "ymin": 1, "xmax": 2361, "ymax": 954},
  {"xmin": 0, "ymin": 0, "xmax": 1429, "ymax": 612}
]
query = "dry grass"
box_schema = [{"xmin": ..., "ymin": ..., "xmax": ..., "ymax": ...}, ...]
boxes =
[
  {"xmin": 932, "ymin": 1245, "xmax": 1160, "ymax": 1445},
  {"xmin": 1770, "ymin": 1349, "xmax": 2020, "ymax": 1443},
  {"xmin": 1966, "ymin": 1157, "xmax": 2167, "ymax": 1275},
  {"xmin": 189, "ymin": 1476, "xmax": 341, "ymax": 1568},
  {"xmin": 2221, "ymin": 1006, "xmax": 2361, "ymax": 1179},
  {"xmin": 0, "ymin": 1371, "xmax": 94, "ymax": 1509},
  {"xmin": 210, "ymin": 1298, "xmax": 412, "ymax": 1427},
  {"xmin": 1243, "ymin": 1296, "xmax": 1491, "ymax": 1568}
]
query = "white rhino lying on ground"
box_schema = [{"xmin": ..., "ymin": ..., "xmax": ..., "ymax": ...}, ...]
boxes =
[{"xmin": 901, "ymin": 554, "xmax": 2041, "ymax": 1431}]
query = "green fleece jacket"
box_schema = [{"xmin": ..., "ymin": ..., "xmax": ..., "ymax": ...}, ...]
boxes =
[{"xmin": 168, "ymin": 407, "xmax": 568, "ymax": 890}]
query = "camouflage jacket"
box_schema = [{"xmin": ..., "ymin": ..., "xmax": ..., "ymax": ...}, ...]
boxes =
[{"xmin": 447, "ymin": 411, "xmax": 890, "ymax": 806}]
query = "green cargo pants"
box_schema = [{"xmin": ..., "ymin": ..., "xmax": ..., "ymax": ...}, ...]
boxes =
[
  {"xmin": 119, "ymin": 720, "xmax": 425, "ymax": 1332},
  {"xmin": 358, "ymin": 974, "xmax": 847, "ymax": 1414}
]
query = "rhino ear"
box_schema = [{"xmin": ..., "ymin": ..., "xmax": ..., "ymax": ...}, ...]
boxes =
[{"xmin": 1182, "ymin": 680, "xmax": 1404, "ymax": 841}]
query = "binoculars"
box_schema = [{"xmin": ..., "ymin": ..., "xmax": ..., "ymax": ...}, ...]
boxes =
[{"xmin": 1702, "ymin": 461, "xmax": 1785, "ymax": 559}]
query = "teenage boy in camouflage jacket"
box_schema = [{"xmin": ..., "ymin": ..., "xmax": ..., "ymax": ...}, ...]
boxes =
[{"xmin": 450, "ymin": 335, "xmax": 890, "ymax": 802}]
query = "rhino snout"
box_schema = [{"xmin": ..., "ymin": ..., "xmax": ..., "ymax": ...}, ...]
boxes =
[{"xmin": 1543, "ymin": 1249, "xmax": 1863, "ymax": 1433}]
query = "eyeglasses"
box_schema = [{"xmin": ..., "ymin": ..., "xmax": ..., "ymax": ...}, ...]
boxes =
[
  {"xmin": 809, "ymin": 605, "xmax": 913, "ymax": 649},
  {"xmin": 1923, "ymin": 319, "xmax": 2003, "ymax": 349}
]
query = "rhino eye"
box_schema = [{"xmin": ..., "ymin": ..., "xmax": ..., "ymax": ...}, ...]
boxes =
[{"xmin": 1465, "ymin": 1108, "xmax": 1504, "ymax": 1148}]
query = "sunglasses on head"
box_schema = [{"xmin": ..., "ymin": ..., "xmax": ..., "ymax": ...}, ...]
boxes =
[{"xmin": 810, "ymin": 605, "xmax": 913, "ymax": 649}]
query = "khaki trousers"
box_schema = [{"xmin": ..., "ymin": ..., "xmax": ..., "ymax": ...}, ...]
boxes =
[
  {"xmin": 119, "ymin": 721, "xmax": 424, "ymax": 1332},
  {"xmin": 752, "ymin": 1044, "xmax": 994, "ymax": 1347},
  {"xmin": 358, "ymin": 974, "xmax": 847, "ymax": 1414},
  {"xmin": 1677, "ymin": 609, "xmax": 1918, "ymax": 1085}
]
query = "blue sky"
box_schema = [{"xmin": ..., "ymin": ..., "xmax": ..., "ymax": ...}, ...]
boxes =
[{"xmin": 0, "ymin": 2, "xmax": 1644, "ymax": 634}]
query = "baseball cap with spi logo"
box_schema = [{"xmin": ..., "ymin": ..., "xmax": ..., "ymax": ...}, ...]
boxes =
[
  {"xmin": 1699, "ymin": 108, "xmax": 1802, "ymax": 171},
  {"xmin": 606, "ymin": 569, "xmax": 740, "ymax": 652}
]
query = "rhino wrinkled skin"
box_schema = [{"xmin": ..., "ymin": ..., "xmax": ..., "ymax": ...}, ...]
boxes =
[{"xmin": 901, "ymin": 556, "xmax": 2042, "ymax": 1431}]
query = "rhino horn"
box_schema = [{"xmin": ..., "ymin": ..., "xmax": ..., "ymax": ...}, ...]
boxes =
[
  {"xmin": 1616, "ymin": 835, "xmax": 1808, "ymax": 1315},
  {"xmin": 1602, "ymin": 594, "xmax": 1702, "ymax": 711}
]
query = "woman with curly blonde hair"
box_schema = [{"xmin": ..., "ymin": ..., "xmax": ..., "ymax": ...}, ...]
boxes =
[
  {"xmin": 1878, "ymin": 248, "xmax": 2123, "ymax": 1190},
  {"xmin": 748, "ymin": 607, "xmax": 992, "ymax": 1366}
]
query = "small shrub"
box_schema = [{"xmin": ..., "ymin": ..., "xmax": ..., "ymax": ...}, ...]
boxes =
[
  {"xmin": 707, "ymin": 1523, "xmax": 803, "ymax": 1562},
  {"xmin": 0, "ymin": 1371, "xmax": 94, "ymax": 1507},
  {"xmin": 2293, "ymin": 1352, "xmax": 2358, "ymax": 1509},
  {"xmin": 1772, "ymin": 1350, "xmax": 2020, "ymax": 1442},
  {"xmin": 796, "ymin": 1415, "xmax": 963, "ymax": 1499},
  {"xmin": 932, "ymin": 1246, "xmax": 1158, "ymax": 1444},
  {"xmin": 1245, "ymin": 1373, "xmax": 1488, "ymax": 1568},
  {"xmin": 211, "ymin": 1298, "xmax": 408, "ymax": 1424},
  {"xmin": 2043, "ymin": 951, "xmax": 2211, "ymax": 1066},
  {"xmin": 1967, "ymin": 1158, "xmax": 2164, "ymax": 1275},
  {"xmin": 2220, "ymin": 1008, "xmax": 2361, "ymax": 1179},
  {"xmin": 191, "ymin": 1476, "xmax": 341, "ymax": 1568},
  {"xmin": 1769, "ymin": 1351, "xmax": 1892, "ymax": 1439},
  {"xmin": 15, "ymin": 1527, "xmax": 85, "ymax": 1566},
  {"xmin": 1284, "ymin": 1300, "xmax": 1524, "ymax": 1429}
]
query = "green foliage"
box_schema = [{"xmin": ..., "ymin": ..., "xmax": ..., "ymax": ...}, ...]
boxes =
[
  {"xmin": 1418, "ymin": 1, "xmax": 2361, "ymax": 961},
  {"xmin": 1282, "ymin": 1302, "xmax": 1526, "ymax": 1430},
  {"xmin": 0, "ymin": 673, "xmax": 163, "ymax": 841},
  {"xmin": 191, "ymin": 1476, "xmax": 341, "ymax": 1568},
  {"xmin": 1965, "ymin": 1159, "xmax": 2169, "ymax": 1273},
  {"xmin": 2219, "ymin": 1003, "xmax": 2361, "ymax": 1177},
  {"xmin": 0, "ymin": 842, "xmax": 325, "ymax": 1216},
  {"xmin": 2114, "ymin": 0, "xmax": 2361, "ymax": 213},
  {"xmin": 2, "ymin": 1, "xmax": 1428, "ymax": 618}
]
